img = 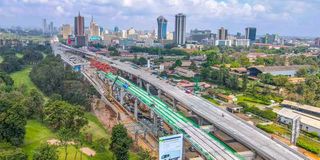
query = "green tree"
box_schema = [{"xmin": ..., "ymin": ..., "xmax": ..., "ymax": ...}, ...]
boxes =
[
  {"xmin": 33, "ymin": 144, "xmax": 58, "ymax": 160},
  {"xmin": 110, "ymin": 124, "xmax": 133, "ymax": 160},
  {"xmin": 0, "ymin": 72, "xmax": 14, "ymax": 86},
  {"xmin": 58, "ymin": 128, "xmax": 73, "ymax": 160},
  {"xmin": 30, "ymin": 55, "xmax": 64, "ymax": 95},
  {"xmin": 62, "ymin": 80, "xmax": 90, "ymax": 110},
  {"xmin": 22, "ymin": 51, "xmax": 44, "ymax": 64},
  {"xmin": 44, "ymin": 100, "xmax": 88, "ymax": 133},
  {"xmin": 296, "ymin": 68, "xmax": 308, "ymax": 77},
  {"xmin": 174, "ymin": 59, "xmax": 182, "ymax": 67},
  {"xmin": 24, "ymin": 89, "xmax": 44, "ymax": 119},
  {"xmin": 258, "ymin": 73, "xmax": 274, "ymax": 85},
  {"xmin": 0, "ymin": 143, "xmax": 27, "ymax": 160},
  {"xmin": 273, "ymin": 76, "xmax": 289, "ymax": 87},
  {"xmin": 242, "ymin": 74, "xmax": 248, "ymax": 91},
  {"xmin": 0, "ymin": 99, "xmax": 27, "ymax": 146},
  {"xmin": 138, "ymin": 57, "xmax": 148, "ymax": 65},
  {"xmin": 189, "ymin": 61, "xmax": 197, "ymax": 71},
  {"xmin": 0, "ymin": 55, "xmax": 23, "ymax": 73}
]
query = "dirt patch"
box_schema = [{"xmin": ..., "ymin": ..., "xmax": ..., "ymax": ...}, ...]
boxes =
[
  {"xmin": 47, "ymin": 139, "xmax": 60, "ymax": 146},
  {"xmin": 80, "ymin": 147, "xmax": 96, "ymax": 157},
  {"xmin": 47, "ymin": 139, "xmax": 75, "ymax": 146}
]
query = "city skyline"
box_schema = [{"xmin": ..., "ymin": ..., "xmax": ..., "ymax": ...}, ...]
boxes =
[{"xmin": 0, "ymin": 0, "xmax": 319, "ymax": 37}]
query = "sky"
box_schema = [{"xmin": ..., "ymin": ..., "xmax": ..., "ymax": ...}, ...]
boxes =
[{"xmin": 0, "ymin": 0, "xmax": 319, "ymax": 37}]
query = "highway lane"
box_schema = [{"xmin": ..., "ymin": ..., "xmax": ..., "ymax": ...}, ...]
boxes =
[{"xmin": 56, "ymin": 43, "xmax": 308, "ymax": 160}]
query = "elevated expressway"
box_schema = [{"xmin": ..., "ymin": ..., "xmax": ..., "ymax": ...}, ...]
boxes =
[
  {"xmin": 56, "ymin": 43, "xmax": 308, "ymax": 160},
  {"xmin": 100, "ymin": 71, "xmax": 242, "ymax": 160}
]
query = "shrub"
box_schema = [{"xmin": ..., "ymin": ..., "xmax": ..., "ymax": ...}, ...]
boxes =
[
  {"xmin": 256, "ymin": 124, "xmax": 275, "ymax": 134},
  {"xmin": 296, "ymin": 137, "xmax": 320, "ymax": 154}
]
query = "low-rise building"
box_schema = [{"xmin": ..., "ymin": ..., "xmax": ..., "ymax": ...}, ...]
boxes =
[
  {"xmin": 185, "ymin": 43, "xmax": 204, "ymax": 50},
  {"xmin": 277, "ymin": 108, "xmax": 320, "ymax": 136},
  {"xmin": 159, "ymin": 62, "xmax": 174, "ymax": 71},
  {"xmin": 225, "ymin": 104, "xmax": 243, "ymax": 113},
  {"xmin": 281, "ymin": 100, "xmax": 320, "ymax": 117},
  {"xmin": 234, "ymin": 39, "xmax": 250, "ymax": 47},
  {"xmin": 216, "ymin": 94, "xmax": 235, "ymax": 103},
  {"xmin": 246, "ymin": 53, "xmax": 268, "ymax": 62},
  {"xmin": 181, "ymin": 60, "xmax": 192, "ymax": 67},
  {"xmin": 175, "ymin": 67, "xmax": 196, "ymax": 78},
  {"xmin": 248, "ymin": 65, "xmax": 310, "ymax": 77},
  {"xmin": 215, "ymin": 40, "xmax": 232, "ymax": 46}
]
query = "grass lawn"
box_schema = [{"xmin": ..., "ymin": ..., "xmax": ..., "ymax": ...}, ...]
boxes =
[
  {"xmin": 22, "ymin": 120, "xmax": 57, "ymax": 160},
  {"xmin": 16, "ymin": 53, "xmax": 24, "ymax": 58},
  {"xmin": 256, "ymin": 124, "xmax": 290, "ymax": 135},
  {"xmin": 10, "ymin": 67, "xmax": 37, "ymax": 91},
  {"xmin": 202, "ymin": 95, "xmax": 220, "ymax": 105},
  {"xmin": 297, "ymin": 136, "xmax": 320, "ymax": 154},
  {"xmin": 22, "ymin": 116, "xmax": 119, "ymax": 160},
  {"xmin": 10, "ymin": 67, "xmax": 48, "ymax": 101},
  {"xmin": 0, "ymin": 55, "xmax": 3, "ymax": 63},
  {"xmin": 83, "ymin": 113, "xmax": 111, "ymax": 141},
  {"xmin": 237, "ymin": 95, "xmax": 271, "ymax": 106}
]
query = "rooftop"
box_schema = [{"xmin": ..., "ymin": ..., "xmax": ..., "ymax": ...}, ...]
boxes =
[
  {"xmin": 281, "ymin": 100, "xmax": 320, "ymax": 115},
  {"xmin": 277, "ymin": 108, "xmax": 320, "ymax": 129},
  {"xmin": 251, "ymin": 65, "xmax": 310, "ymax": 73}
]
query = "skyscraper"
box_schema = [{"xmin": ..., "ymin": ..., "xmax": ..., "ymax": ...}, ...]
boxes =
[
  {"xmin": 174, "ymin": 13, "xmax": 186, "ymax": 45},
  {"xmin": 62, "ymin": 24, "xmax": 72, "ymax": 39},
  {"xmin": 49, "ymin": 21, "xmax": 54, "ymax": 35},
  {"xmin": 157, "ymin": 16, "xmax": 167, "ymax": 40},
  {"xmin": 218, "ymin": 27, "xmax": 228, "ymax": 40},
  {"xmin": 74, "ymin": 12, "xmax": 85, "ymax": 46},
  {"xmin": 245, "ymin": 27, "xmax": 257, "ymax": 43},
  {"xmin": 89, "ymin": 16, "xmax": 100, "ymax": 37},
  {"xmin": 74, "ymin": 12, "xmax": 85, "ymax": 36},
  {"xmin": 42, "ymin": 18, "xmax": 47, "ymax": 35},
  {"xmin": 114, "ymin": 26, "xmax": 119, "ymax": 33}
]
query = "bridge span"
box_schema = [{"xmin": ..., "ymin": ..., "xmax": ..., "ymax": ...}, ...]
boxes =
[{"xmin": 54, "ymin": 42, "xmax": 309, "ymax": 160}]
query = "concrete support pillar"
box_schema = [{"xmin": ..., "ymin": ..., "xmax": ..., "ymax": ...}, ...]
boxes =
[
  {"xmin": 153, "ymin": 115, "xmax": 157, "ymax": 126},
  {"xmin": 146, "ymin": 83, "xmax": 150, "ymax": 94},
  {"xmin": 129, "ymin": 74, "xmax": 133, "ymax": 80},
  {"xmin": 138, "ymin": 79, "xmax": 142, "ymax": 88},
  {"xmin": 150, "ymin": 110, "xmax": 154, "ymax": 119},
  {"xmin": 157, "ymin": 89, "xmax": 162, "ymax": 98},
  {"xmin": 198, "ymin": 117, "xmax": 204, "ymax": 126},
  {"xmin": 120, "ymin": 88, "xmax": 125, "ymax": 105},
  {"xmin": 134, "ymin": 99, "xmax": 138, "ymax": 120},
  {"xmin": 173, "ymin": 98, "xmax": 177, "ymax": 111},
  {"xmin": 143, "ymin": 128, "xmax": 147, "ymax": 139}
]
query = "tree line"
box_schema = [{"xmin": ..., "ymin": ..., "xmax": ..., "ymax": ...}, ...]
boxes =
[
  {"xmin": 0, "ymin": 43, "xmax": 51, "ymax": 73},
  {"xmin": 30, "ymin": 55, "xmax": 97, "ymax": 110},
  {"xmin": 130, "ymin": 46, "xmax": 187, "ymax": 55}
]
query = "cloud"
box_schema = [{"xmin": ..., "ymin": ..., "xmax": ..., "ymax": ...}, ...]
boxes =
[
  {"xmin": 0, "ymin": 0, "xmax": 318, "ymax": 36},
  {"xmin": 21, "ymin": 0, "xmax": 49, "ymax": 3},
  {"xmin": 55, "ymin": 6, "xmax": 64, "ymax": 15}
]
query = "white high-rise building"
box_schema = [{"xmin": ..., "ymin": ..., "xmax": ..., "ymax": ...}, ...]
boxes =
[
  {"xmin": 174, "ymin": 13, "xmax": 186, "ymax": 45},
  {"xmin": 121, "ymin": 30, "xmax": 127, "ymax": 38}
]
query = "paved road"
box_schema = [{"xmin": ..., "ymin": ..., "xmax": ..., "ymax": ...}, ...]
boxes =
[{"xmin": 56, "ymin": 43, "xmax": 308, "ymax": 160}]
